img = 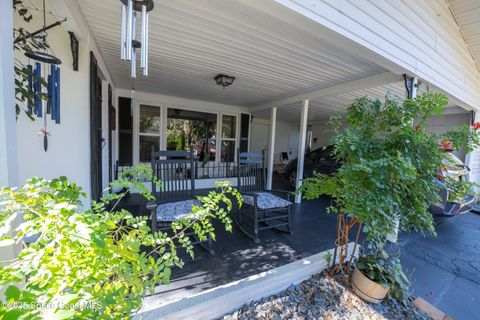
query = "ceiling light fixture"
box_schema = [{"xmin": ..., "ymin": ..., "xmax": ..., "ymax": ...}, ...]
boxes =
[
  {"xmin": 120, "ymin": 0, "xmax": 154, "ymax": 78},
  {"xmin": 214, "ymin": 74, "xmax": 235, "ymax": 88}
]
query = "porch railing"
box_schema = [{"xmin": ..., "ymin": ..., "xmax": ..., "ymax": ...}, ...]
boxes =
[{"xmin": 113, "ymin": 161, "xmax": 238, "ymax": 181}]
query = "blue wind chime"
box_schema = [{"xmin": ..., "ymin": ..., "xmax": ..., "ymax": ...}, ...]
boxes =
[
  {"xmin": 26, "ymin": 51, "xmax": 61, "ymax": 151},
  {"xmin": 27, "ymin": 61, "xmax": 61, "ymax": 122},
  {"xmin": 24, "ymin": 0, "xmax": 62, "ymax": 152}
]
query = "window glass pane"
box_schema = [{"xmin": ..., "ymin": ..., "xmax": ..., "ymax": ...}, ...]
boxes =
[
  {"xmin": 221, "ymin": 140, "xmax": 236, "ymax": 162},
  {"xmin": 222, "ymin": 115, "xmax": 236, "ymax": 139},
  {"xmin": 167, "ymin": 108, "xmax": 216, "ymax": 161},
  {"xmin": 139, "ymin": 135, "xmax": 159, "ymax": 162},
  {"xmin": 118, "ymin": 97, "xmax": 133, "ymax": 165},
  {"xmin": 140, "ymin": 105, "xmax": 161, "ymax": 134}
]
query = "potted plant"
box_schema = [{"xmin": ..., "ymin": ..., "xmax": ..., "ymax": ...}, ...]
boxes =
[
  {"xmin": 300, "ymin": 92, "xmax": 480, "ymax": 303},
  {"xmin": 351, "ymin": 242, "xmax": 409, "ymax": 303}
]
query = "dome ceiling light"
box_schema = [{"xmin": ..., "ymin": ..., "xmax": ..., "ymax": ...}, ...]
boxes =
[{"xmin": 214, "ymin": 74, "xmax": 236, "ymax": 88}]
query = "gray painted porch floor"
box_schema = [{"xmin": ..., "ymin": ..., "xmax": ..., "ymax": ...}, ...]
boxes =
[
  {"xmin": 121, "ymin": 179, "xmax": 480, "ymax": 319},
  {"xmin": 147, "ymin": 197, "xmax": 339, "ymax": 306}
]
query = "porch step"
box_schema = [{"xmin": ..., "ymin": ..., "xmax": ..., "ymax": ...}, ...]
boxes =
[{"xmin": 134, "ymin": 242, "xmax": 357, "ymax": 320}]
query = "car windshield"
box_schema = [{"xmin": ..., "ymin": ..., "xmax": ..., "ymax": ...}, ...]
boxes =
[
  {"xmin": 307, "ymin": 146, "xmax": 333, "ymax": 160},
  {"xmin": 442, "ymin": 152, "xmax": 468, "ymax": 178}
]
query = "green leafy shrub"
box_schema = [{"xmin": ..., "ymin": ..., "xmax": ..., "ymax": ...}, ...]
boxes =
[
  {"xmin": 299, "ymin": 92, "xmax": 480, "ymax": 300},
  {"xmin": 0, "ymin": 165, "xmax": 241, "ymax": 319}
]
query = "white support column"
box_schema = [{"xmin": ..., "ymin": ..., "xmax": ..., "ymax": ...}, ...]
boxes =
[
  {"xmin": 266, "ymin": 107, "xmax": 277, "ymax": 190},
  {"xmin": 411, "ymin": 77, "xmax": 418, "ymax": 98},
  {"xmin": 388, "ymin": 76, "xmax": 418, "ymax": 243},
  {"xmin": 0, "ymin": 2, "xmax": 17, "ymax": 187},
  {"xmin": 0, "ymin": 2, "xmax": 20, "ymax": 260},
  {"xmin": 295, "ymin": 100, "xmax": 309, "ymax": 203}
]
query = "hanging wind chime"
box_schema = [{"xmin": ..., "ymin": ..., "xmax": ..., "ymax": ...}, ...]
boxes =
[
  {"xmin": 120, "ymin": 0, "xmax": 153, "ymax": 121},
  {"xmin": 120, "ymin": 0, "xmax": 153, "ymax": 78},
  {"xmin": 24, "ymin": 0, "xmax": 62, "ymax": 152}
]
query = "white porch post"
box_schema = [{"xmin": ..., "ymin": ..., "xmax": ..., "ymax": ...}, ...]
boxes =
[
  {"xmin": 0, "ymin": 2, "xmax": 17, "ymax": 187},
  {"xmin": 411, "ymin": 77, "xmax": 418, "ymax": 98},
  {"xmin": 266, "ymin": 107, "xmax": 277, "ymax": 190},
  {"xmin": 0, "ymin": 2, "xmax": 20, "ymax": 260},
  {"xmin": 295, "ymin": 100, "xmax": 309, "ymax": 203}
]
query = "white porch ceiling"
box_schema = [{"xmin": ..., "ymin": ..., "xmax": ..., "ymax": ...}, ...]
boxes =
[
  {"xmin": 77, "ymin": 0, "xmax": 386, "ymax": 107},
  {"xmin": 448, "ymin": 0, "xmax": 480, "ymax": 72},
  {"xmin": 253, "ymin": 81, "xmax": 468, "ymax": 124}
]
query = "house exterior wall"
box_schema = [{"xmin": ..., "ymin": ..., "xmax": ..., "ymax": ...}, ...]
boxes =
[
  {"xmin": 245, "ymin": 0, "xmax": 480, "ymax": 111},
  {"xmin": 116, "ymin": 89, "xmax": 249, "ymax": 167},
  {"xmin": 14, "ymin": 3, "xmax": 116, "ymax": 203},
  {"xmin": 0, "ymin": 1, "xmax": 17, "ymax": 188},
  {"xmin": 250, "ymin": 118, "xmax": 300, "ymax": 163}
]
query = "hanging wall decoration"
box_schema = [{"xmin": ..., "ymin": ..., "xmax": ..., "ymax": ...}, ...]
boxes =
[
  {"xmin": 120, "ymin": 0, "xmax": 154, "ymax": 78},
  {"xmin": 68, "ymin": 31, "xmax": 79, "ymax": 71},
  {"xmin": 24, "ymin": 0, "xmax": 63, "ymax": 152}
]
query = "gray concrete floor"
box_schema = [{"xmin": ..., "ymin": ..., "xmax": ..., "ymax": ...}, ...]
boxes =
[{"xmin": 398, "ymin": 213, "xmax": 480, "ymax": 320}]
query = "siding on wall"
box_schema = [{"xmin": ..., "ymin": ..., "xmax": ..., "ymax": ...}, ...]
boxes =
[
  {"xmin": 266, "ymin": 0, "xmax": 480, "ymax": 110},
  {"xmin": 421, "ymin": 112, "xmax": 471, "ymax": 160},
  {"xmin": 250, "ymin": 119, "xmax": 299, "ymax": 163}
]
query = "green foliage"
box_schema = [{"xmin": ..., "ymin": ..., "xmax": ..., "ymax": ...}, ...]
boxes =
[
  {"xmin": 299, "ymin": 92, "xmax": 480, "ymax": 301},
  {"xmin": 0, "ymin": 164, "xmax": 241, "ymax": 319},
  {"xmin": 301, "ymin": 92, "xmax": 480, "ymax": 241}
]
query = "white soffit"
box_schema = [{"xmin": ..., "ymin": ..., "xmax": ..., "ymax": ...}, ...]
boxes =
[
  {"xmin": 448, "ymin": 0, "xmax": 480, "ymax": 72},
  {"xmin": 77, "ymin": 0, "xmax": 385, "ymax": 107},
  {"xmin": 253, "ymin": 81, "xmax": 467, "ymax": 123}
]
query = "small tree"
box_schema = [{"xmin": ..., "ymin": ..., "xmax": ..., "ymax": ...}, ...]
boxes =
[
  {"xmin": 300, "ymin": 92, "xmax": 480, "ymax": 277},
  {"xmin": 0, "ymin": 165, "xmax": 241, "ymax": 319}
]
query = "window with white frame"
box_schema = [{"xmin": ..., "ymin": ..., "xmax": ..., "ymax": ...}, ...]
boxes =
[
  {"xmin": 139, "ymin": 105, "xmax": 161, "ymax": 162},
  {"xmin": 220, "ymin": 115, "xmax": 237, "ymax": 162},
  {"xmin": 166, "ymin": 108, "xmax": 217, "ymax": 162}
]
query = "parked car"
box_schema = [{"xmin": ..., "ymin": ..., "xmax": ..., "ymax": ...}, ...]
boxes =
[
  {"xmin": 429, "ymin": 152, "xmax": 477, "ymax": 216},
  {"xmin": 284, "ymin": 145, "xmax": 340, "ymax": 188}
]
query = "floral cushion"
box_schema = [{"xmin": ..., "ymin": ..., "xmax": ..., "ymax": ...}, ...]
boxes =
[
  {"xmin": 156, "ymin": 199, "xmax": 202, "ymax": 221},
  {"xmin": 242, "ymin": 192, "xmax": 292, "ymax": 209}
]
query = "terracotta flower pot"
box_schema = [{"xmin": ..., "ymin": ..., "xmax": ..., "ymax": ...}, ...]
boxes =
[{"xmin": 351, "ymin": 266, "xmax": 389, "ymax": 304}]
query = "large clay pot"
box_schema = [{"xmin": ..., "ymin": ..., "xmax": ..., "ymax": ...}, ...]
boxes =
[{"xmin": 351, "ymin": 266, "xmax": 389, "ymax": 304}]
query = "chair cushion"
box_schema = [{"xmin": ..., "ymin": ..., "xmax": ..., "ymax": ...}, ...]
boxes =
[
  {"xmin": 242, "ymin": 192, "xmax": 292, "ymax": 209},
  {"xmin": 156, "ymin": 199, "xmax": 202, "ymax": 221}
]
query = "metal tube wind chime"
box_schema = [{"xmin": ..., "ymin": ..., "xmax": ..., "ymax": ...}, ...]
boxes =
[{"xmin": 120, "ymin": 0, "xmax": 154, "ymax": 78}]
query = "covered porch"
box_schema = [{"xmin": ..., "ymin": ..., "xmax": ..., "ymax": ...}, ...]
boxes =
[
  {"xmin": 146, "ymin": 197, "xmax": 337, "ymax": 306},
  {"xmin": 72, "ymin": 0, "xmax": 475, "ymax": 303},
  {"xmin": 4, "ymin": 0, "xmax": 480, "ymax": 318},
  {"xmin": 70, "ymin": 0, "xmax": 472, "ymax": 202}
]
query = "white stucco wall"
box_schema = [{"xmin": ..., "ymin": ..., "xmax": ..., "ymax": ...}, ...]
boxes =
[{"xmin": 14, "ymin": 5, "xmax": 116, "ymax": 202}]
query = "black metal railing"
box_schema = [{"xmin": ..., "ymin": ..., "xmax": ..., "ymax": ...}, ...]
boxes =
[{"xmin": 113, "ymin": 161, "xmax": 238, "ymax": 182}]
